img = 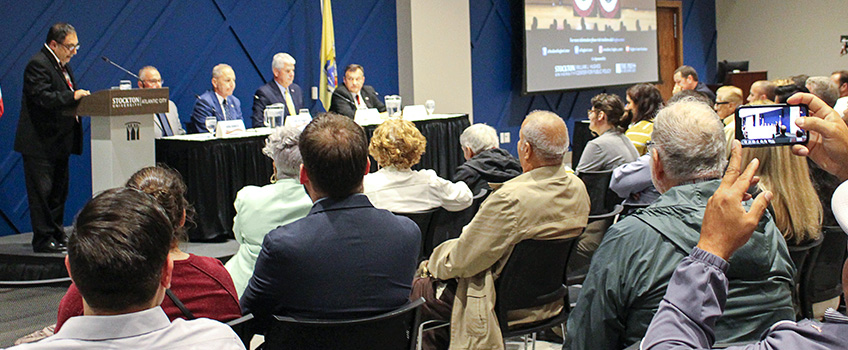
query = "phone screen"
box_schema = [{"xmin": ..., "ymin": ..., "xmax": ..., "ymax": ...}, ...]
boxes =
[{"xmin": 735, "ymin": 104, "xmax": 809, "ymax": 147}]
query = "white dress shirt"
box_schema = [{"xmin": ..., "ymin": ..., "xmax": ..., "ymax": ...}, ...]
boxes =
[{"xmin": 363, "ymin": 166, "xmax": 473, "ymax": 213}]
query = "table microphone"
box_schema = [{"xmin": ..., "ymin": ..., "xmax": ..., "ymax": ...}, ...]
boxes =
[{"xmin": 101, "ymin": 56, "xmax": 140, "ymax": 80}]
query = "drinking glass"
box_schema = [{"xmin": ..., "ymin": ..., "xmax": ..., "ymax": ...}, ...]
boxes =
[
  {"xmin": 425, "ymin": 100, "xmax": 435, "ymax": 115},
  {"xmin": 205, "ymin": 117, "xmax": 217, "ymax": 136}
]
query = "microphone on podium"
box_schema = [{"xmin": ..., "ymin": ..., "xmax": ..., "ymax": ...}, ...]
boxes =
[{"xmin": 100, "ymin": 56, "xmax": 141, "ymax": 80}]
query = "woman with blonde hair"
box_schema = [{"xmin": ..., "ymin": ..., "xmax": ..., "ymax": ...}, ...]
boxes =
[{"xmin": 363, "ymin": 119, "xmax": 472, "ymax": 212}]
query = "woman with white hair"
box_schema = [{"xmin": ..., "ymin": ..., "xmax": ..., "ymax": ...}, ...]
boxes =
[
  {"xmin": 453, "ymin": 124, "xmax": 521, "ymax": 194},
  {"xmin": 225, "ymin": 126, "xmax": 313, "ymax": 297}
]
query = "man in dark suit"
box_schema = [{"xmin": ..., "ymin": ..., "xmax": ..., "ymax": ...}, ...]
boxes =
[
  {"xmin": 14, "ymin": 23, "xmax": 90, "ymax": 253},
  {"xmin": 251, "ymin": 53, "xmax": 302, "ymax": 128},
  {"xmin": 240, "ymin": 113, "xmax": 419, "ymax": 327},
  {"xmin": 188, "ymin": 64, "xmax": 242, "ymax": 133},
  {"xmin": 329, "ymin": 64, "xmax": 386, "ymax": 118}
]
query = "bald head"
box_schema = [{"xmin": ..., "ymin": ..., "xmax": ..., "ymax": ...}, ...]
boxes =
[
  {"xmin": 747, "ymin": 80, "xmax": 776, "ymax": 103},
  {"xmin": 518, "ymin": 110, "xmax": 568, "ymax": 171}
]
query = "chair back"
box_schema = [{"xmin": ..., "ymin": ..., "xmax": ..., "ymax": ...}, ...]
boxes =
[
  {"xmin": 265, "ymin": 298, "xmax": 425, "ymax": 350},
  {"xmin": 807, "ymin": 226, "xmax": 847, "ymax": 304},
  {"xmin": 577, "ymin": 170, "xmax": 624, "ymax": 216},
  {"xmin": 495, "ymin": 238, "xmax": 577, "ymax": 335},
  {"xmin": 424, "ymin": 189, "xmax": 490, "ymax": 259},
  {"xmin": 393, "ymin": 209, "xmax": 439, "ymax": 260},
  {"xmin": 226, "ymin": 313, "xmax": 255, "ymax": 348},
  {"xmin": 787, "ymin": 234, "xmax": 824, "ymax": 319}
]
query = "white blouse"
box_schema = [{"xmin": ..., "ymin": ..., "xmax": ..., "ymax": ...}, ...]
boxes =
[{"xmin": 363, "ymin": 166, "xmax": 473, "ymax": 213}]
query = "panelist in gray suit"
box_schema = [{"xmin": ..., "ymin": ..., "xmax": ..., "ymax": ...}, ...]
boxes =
[{"xmin": 138, "ymin": 66, "xmax": 185, "ymax": 138}]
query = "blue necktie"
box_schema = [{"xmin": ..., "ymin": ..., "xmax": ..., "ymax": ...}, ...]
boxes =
[
  {"xmin": 157, "ymin": 113, "xmax": 173, "ymax": 136},
  {"xmin": 222, "ymin": 98, "xmax": 229, "ymax": 121}
]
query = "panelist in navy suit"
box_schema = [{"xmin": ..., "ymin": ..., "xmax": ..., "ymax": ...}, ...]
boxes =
[
  {"xmin": 251, "ymin": 53, "xmax": 302, "ymax": 128},
  {"xmin": 188, "ymin": 64, "xmax": 242, "ymax": 133},
  {"xmin": 329, "ymin": 64, "xmax": 386, "ymax": 119}
]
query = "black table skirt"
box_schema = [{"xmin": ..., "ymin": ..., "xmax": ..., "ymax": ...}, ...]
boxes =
[{"xmin": 156, "ymin": 114, "xmax": 470, "ymax": 242}]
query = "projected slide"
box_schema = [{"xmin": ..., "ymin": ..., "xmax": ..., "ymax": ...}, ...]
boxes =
[{"xmin": 524, "ymin": 0, "xmax": 659, "ymax": 93}]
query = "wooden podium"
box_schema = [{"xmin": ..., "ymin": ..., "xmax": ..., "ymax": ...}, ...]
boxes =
[
  {"xmin": 66, "ymin": 88, "xmax": 169, "ymax": 194},
  {"xmin": 726, "ymin": 71, "xmax": 768, "ymax": 100}
]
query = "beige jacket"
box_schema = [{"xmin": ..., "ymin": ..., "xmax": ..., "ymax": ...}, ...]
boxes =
[{"xmin": 428, "ymin": 165, "xmax": 590, "ymax": 350}]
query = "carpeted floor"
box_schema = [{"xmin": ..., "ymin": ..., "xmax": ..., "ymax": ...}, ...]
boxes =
[{"xmin": 0, "ymin": 284, "xmax": 68, "ymax": 347}]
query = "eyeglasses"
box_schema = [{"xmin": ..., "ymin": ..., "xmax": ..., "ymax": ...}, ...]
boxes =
[
  {"xmin": 60, "ymin": 42, "xmax": 80, "ymax": 51},
  {"xmin": 714, "ymin": 101, "xmax": 730, "ymax": 105},
  {"xmin": 142, "ymin": 79, "xmax": 163, "ymax": 85}
]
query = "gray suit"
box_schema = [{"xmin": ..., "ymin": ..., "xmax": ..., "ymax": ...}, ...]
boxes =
[{"xmin": 153, "ymin": 100, "xmax": 185, "ymax": 138}]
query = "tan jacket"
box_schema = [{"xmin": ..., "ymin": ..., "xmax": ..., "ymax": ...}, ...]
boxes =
[{"xmin": 428, "ymin": 165, "xmax": 590, "ymax": 350}]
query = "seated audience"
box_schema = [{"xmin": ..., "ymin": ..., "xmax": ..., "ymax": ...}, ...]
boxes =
[
  {"xmin": 363, "ymin": 119, "xmax": 472, "ymax": 212},
  {"xmin": 609, "ymin": 152, "xmax": 660, "ymax": 207},
  {"xmin": 12, "ymin": 188, "xmax": 243, "ymax": 349},
  {"xmin": 225, "ymin": 126, "xmax": 313, "ymax": 297},
  {"xmin": 565, "ymin": 98, "xmax": 795, "ymax": 350},
  {"xmin": 668, "ymin": 89, "xmax": 713, "ymax": 106},
  {"xmin": 575, "ymin": 93, "xmax": 639, "ymax": 173},
  {"xmin": 623, "ymin": 83, "xmax": 664, "ymax": 155},
  {"xmin": 831, "ymin": 70, "xmax": 848, "ymax": 119},
  {"xmin": 747, "ymin": 80, "xmax": 776, "ymax": 103},
  {"xmin": 806, "ymin": 76, "xmax": 839, "ymax": 107},
  {"xmin": 715, "ymin": 86, "xmax": 744, "ymax": 126},
  {"xmin": 452, "ymin": 123, "xmax": 521, "ymax": 195},
  {"xmin": 641, "ymin": 92, "xmax": 848, "ymax": 350},
  {"xmin": 672, "ymin": 65, "xmax": 716, "ymax": 103},
  {"xmin": 56, "ymin": 166, "xmax": 241, "ymax": 331},
  {"xmin": 329, "ymin": 64, "xmax": 386, "ymax": 118},
  {"xmin": 240, "ymin": 113, "xmax": 419, "ymax": 327},
  {"xmin": 251, "ymin": 53, "xmax": 302, "ymax": 127},
  {"xmin": 774, "ymin": 83, "xmax": 809, "ymax": 104},
  {"xmin": 416, "ymin": 110, "xmax": 590, "ymax": 350},
  {"xmin": 189, "ymin": 63, "xmax": 242, "ymax": 133}
]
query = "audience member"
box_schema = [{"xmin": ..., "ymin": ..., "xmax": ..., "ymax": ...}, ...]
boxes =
[
  {"xmin": 806, "ymin": 76, "xmax": 839, "ymax": 107},
  {"xmin": 415, "ymin": 110, "xmax": 590, "ymax": 350},
  {"xmin": 576, "ymin": 93, "xmax": 639, "ymax": 173},
  {"xmin": 138, "ymin": 66, "xmax": 185, "ymax": 138},
  {"xmin": 189, "ymin": 63, "xmax": 242, "ymax": 133},
  {"xmin": 363, "ymin": 119, "xmax": 472, "ymax": 212},
  {"xmin": 240, "ymin": 113, "xmax": 419, "ymax": 328},
  {"xmin": 56, "ymin": 166, "xmax": 241, "ymax": 331},
  {"xmin": 10, "ymin": 188, "xmax": 244, "ymax": 349},
  {"xmin": 565, "ymin": 98, "xmax": 795, "ymax": 350},
  {"xmin": 672, "ymin": 65, "xmax": 716, "ymax": 103},
  {"xmin": 747, "ymin": 80, "xmax": 776, "ymax": 103},
  {"xmin": 329, "ymin": 64, "xmax": 386, "ymax": 118},
  {"xmin": 225, "ymin": 126, "xmax": 313, "ymax": 297},
  {"xmin": 609, "ymin": 152, "xmax": 660, "ymax": 207},
  {"xmin": 715, "ymin": 86, "xmax": 744, "ymax": 125},
  {"xmin": 453, "ymin": 123, "xmax": 521, "ymax": 194},
  {"xmin": 773, "ymin": 83, "xmax": 808, "ymax": 104},
  {"xmin": 641, "ymin": 93, "xmax": 848, "ymax": 349},
  {"xmin": 790, "ymin": 74, "xmax": 810, "ymax": 90},
  {"xmin": 831, "ymin": 70, "xmax": 848, "ymax": 118},
  {"xmin": 623, "ymin": 83, "xmax": 664, "ymax": 155},
  {"xmin": 251, "ymin": 53, "xmax": 302, "ymax": 128},
  {"xmin": 667, "ymin": 89, "xmax": 713, "ymax": 106}
]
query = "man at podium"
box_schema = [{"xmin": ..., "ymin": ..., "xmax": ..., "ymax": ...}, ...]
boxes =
[
  {"xmin": 14, "ymin": 23, "xmax": 90, "ymax": 253},
  {"xmin": 138, "ymin": 66, "xmax": 185, "ymax": 138},
  {"xmin": 188, "ymin": 64, "xmax": 242, "ymax": 133}
]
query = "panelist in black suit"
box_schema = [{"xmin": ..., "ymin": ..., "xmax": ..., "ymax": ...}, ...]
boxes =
[
  {"xmin": 251, "ymin": 53, "xmax": 303, "ymax": 128},
  {"xmin": 329, "ymin": 64, "xmax": 386, "ymax": 118},
  {"xmin": 14, "ymin": 23, "xmax": 90, "ymax": 253},
  {"xmin": 240, "ymin": 113, "xmax": 419, "ymax": 326}
]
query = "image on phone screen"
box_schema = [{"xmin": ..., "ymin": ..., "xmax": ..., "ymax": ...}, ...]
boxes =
[{"xmin": 735, "ymin": 104, "xmax": 808, "ymax": 147}]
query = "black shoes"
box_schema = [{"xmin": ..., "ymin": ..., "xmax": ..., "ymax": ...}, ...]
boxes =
[{"xmin": 33, "ymin": 240, "xmax": 67, "ymax": 254}]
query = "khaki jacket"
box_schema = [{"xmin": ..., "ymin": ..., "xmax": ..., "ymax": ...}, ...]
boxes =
[{"xmin": 428, "ymin": 165, "xmax": 590, "ymax": 350}]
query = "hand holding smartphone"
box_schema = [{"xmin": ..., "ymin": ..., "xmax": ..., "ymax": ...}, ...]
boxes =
[{"xmin": 735, "ymin": 104, "xmax": 809, "ymax": 147}]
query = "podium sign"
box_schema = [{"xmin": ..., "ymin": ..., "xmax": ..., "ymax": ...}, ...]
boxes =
[{"xmin": 68, "ymin": 88, "xmax": 169, "ymax": 194}]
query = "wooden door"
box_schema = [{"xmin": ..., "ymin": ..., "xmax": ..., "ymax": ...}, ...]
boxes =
[{"xmin": 656, "ymin": 1, "xmax": 683, "ymax": 101}]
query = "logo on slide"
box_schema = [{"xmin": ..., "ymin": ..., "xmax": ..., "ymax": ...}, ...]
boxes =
[
  {"xmin": 543, "ymin": 47, "xmax": 547, "ymax": 56},
  {"xmin": 599, "ymin": 0, "xmax": 620, "ymax": 18},
  {"xmin": 126, "ymin": 122, "xmax": 140, "ymax": 141},
  {"xmin": 573, "ymin": 0, "xmax": 596, "ymax": 17}
]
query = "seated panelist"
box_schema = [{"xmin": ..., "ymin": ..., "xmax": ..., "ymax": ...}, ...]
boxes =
[
  {"xmin": 329, "ymin": 64, "xmax": 386, "ymax": 118},
  {"xmin": 251, "ymin": 53, "xmax": 302, "ymax": 128},
  {"xmin": 137, "ymin": 66, "xmax": 185, "ymax": 138},
  {"xmin": 188, "ymin": 64, "xmax": 242, "ymax": 133}
]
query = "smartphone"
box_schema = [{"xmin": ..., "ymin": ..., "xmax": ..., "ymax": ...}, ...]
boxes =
[{"xmin": 735, "ymin": 104, "xmax": 809, "ymax": 147}]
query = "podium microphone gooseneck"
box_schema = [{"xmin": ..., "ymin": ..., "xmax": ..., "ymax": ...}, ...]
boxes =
[{"xmin": 101, "ymin": 56, "xmax": 140, "ymax": 80}]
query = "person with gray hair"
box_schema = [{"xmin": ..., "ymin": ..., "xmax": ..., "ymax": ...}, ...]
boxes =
[
  {"xmin": 138, "ymin": 66, "xmax": 186, "ymax": 138},
  {"xmin": 417, "ymin": 110, "xmax": 589, "ymax": 350},
  {"xmin": 251, "ymin": 52, "xmax": 303, "ymax": 128},
  {"xmin": 225, "ymin": 126, "xmax": 313, "ymax": 297},
  {"xmin": 806, "ymin": 76, "xmax": 839, "ymax": 108},
  {"xmin": 453, "ymin": 124, "xmax": 521, "ymax": 194},
  {"xmin": 565, "ymin": 99, "xmax": 795, "ymax": 350},
  {"xmin": 188, "ymin": 63, "xmax": 242, "ymax": 133}
]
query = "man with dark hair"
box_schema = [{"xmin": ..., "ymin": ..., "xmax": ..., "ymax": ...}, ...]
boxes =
[
  {"xmin": 15, "ymin": 22, "xmax": 90, "ymax": 253},
  {"xmin": 672, "ymin": 65, "xmax": 716, "ymax": 103},
  {"xmin": 9, "ymin": 188, "xmax": 243, "ymax": 349},
  {"xmin": 328, "ymin": 64, "xmax": 386, "ymax": 118},
  {"xmin": 240, "ymin": 113, "xmax": 419, "ymax": 326},
  {"xmin": 831, "ymin": 70, "xmax": 848, "ymax": 119}
]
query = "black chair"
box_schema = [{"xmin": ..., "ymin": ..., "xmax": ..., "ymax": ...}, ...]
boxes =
[
  {"xmin": 788, "ymin": 234, "xmax": 824, "ymax": 320},
  {"xmin": 226, "ymin": 313, "xmax": 255, "ymax": 348},
  {"xmin": 394, "ymin": 209, "xmax": 439, "ymax": 260},
  {"xmin": 495, "ymin": 237, "xmax": 579, "ymax": 349},
  {"xmin": 577, "ymin": 169, "xmax": 624, "ymax": 216},
  {"xmin": 565, "ymin": 204, "xmax": 624, "ymax": 286},
  {"xmin": 799, "ymin": 226, "xmax": 846, "ymax": 319},
  {"xmin": 265, "ymin": 298, "xmax": 425, "ymax": 350},
  {"xmin": 423, "ymin": 189, "xmax": 490, "ymax": 259}
]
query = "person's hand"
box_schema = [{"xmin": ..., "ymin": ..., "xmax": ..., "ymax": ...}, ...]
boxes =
[
  {"xmin": 789, "ymin": 93, "xmax": 848, "ymax": 181},
  {"xmin": 697, "ymin": 140, "xmax": 772, "ymax": 261},
  {"xmin": 74, "ymin": 89, "xmax": 90, "ymax": 100}
]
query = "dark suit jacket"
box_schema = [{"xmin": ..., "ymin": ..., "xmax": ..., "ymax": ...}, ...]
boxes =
[
  {"xmin": 188, "ymin": 90, "xmax": 242, "ymax": 134},
  {"xmin": 251, "ymin": 81, "xmax": 302, "ymax": 128},
  {"xmin": 14, "ymin": 46, "xmax": 82, "ymax": 159},
  {"xmin": 240, "ymin": 193, "xmax": 419, "ymax": 326},
  {"xmin": 329, "ymin": 84, "xmax": 386, "ymax": 118}
]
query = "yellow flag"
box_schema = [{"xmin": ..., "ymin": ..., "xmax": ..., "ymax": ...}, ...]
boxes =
[{"xmin": 319, "ymin": 0, "xmax": 337, "ymax": 111}]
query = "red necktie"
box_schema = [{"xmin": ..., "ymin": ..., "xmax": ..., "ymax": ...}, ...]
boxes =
[
  {"xmin": 61, "ymin": 66, "xmax": 72, "ymax": 89},
  {"xmin": 356, "ymin": 95, "xmax": 361, "ymax": 106}
]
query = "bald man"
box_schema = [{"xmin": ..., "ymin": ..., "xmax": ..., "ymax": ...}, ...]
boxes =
[
  {"xmin": 747, "ymin": 80, "xmax": 776, "ymax": 103},
  {"xmin": 418, "ymin": 110, "xmax": 590, "ymax": 350}
]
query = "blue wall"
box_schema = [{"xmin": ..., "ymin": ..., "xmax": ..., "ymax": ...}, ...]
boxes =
[
  {"xmin": 0, "ymin": 0, "xmax": 398, "ymax": 236},
  {"xmin": 468, "ymin": 0, "xmax": 717, "ymax": 156}
]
